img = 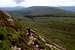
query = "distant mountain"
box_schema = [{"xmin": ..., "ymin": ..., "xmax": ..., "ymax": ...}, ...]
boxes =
[
  {"xmin": 63, "ymin": 6, "xmax": 75, "ymax": 12},
  {"xmin": 24, "ymin": 6, "xmax": 64, "ymax": 16},
  {"xmin": 0, "ymin": 6, "xmax": 25, "ymax": 11},
  {"xmin": 3, "ymin": 6, "xmax": 64, "ymax": 16}
]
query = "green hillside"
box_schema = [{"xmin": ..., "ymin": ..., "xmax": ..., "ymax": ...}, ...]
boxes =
[
  {"xmin": 16, "ymin": 16, "xmax": 75, "ymax": 50},
  {"xmin": 1, "ymin": 11, "xmax": 66, "ymax": 50},
  {"xmin": 1, "ymin": 9, "xmax": 75, "ymax": 50},
  {"xmin": 0, "ymin": 11, "xmax": 52, "ymax": 50}
]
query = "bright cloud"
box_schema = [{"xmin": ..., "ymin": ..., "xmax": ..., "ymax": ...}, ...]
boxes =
[
  {"xmin": 19, "ymin": 0, "xmax": 50, "ymax": 7},
  {"xmin": 19, "ymin": 0, "xmax": 75, "ymax": 7},
  {"xmin": 0, "ymin": 0, "xmax": 75, "ymax": 7},
  {"xmin": 0, "ymin": 0, "xmax": 18, "ymax": 7}
]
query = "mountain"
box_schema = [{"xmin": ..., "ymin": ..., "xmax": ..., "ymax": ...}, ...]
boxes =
[
  {"xmin": 24, "ymin": 6, "xmax": 64, "ymax": 16},
  {"xmin": 0, "ymin": 6, "xmax": 25, "ymax": 11},
  {"xmin": 0, "ymin": 10, "xmax": 50, "ymax": 50},
  {"xmin": 1, "ymin": 6, "xmax": 75, "ymax": 17},
  {"xmin": 0, "ymin": 10, "xmax": 66, "ymax": 50},
  {"xmin": 63, "ymin": 6, "xmax": 75, "ymax": 12},
  {"xmin": 0, "ymin": 8, "xmax": 75, "ymax": 50},
  {"xmin": 2, "ymin": 6, "xmax": 64, "ymax": 16}
]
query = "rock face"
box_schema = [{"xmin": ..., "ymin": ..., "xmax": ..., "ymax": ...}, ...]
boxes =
[
  {"xmin": 11, "ymin": 46, "xmax": 21, "ymax": 50},
  {"xmin": 0, "ymin": 10, "xmax": 14, "ymax": 26},
  {"xmin": 0, "ymin": 10, "xmax": 20, "ymax": 31}
]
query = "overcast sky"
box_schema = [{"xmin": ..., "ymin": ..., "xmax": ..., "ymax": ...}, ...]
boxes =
[{"xmin": 0, "ymin": 0, "xmax": 75, "ymax": 7}]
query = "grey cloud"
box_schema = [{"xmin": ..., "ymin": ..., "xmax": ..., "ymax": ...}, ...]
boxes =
[{"xmin": 13, "ymin": 0, "xmax": 25, "ymax": 3}]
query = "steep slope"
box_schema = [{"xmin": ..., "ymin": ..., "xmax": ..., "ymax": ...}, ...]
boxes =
[
  {"xmin": 16, "ymin": 15, "xmax": 75, "ymax": 50},
  {"xmin": 0, "ymin": 10, "xmax": 66, "ymax": 50}
]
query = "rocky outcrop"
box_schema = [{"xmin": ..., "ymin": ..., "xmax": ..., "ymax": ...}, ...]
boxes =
[{"xmin": 26, "ymin": 28, "xmax": 66, "ymax": 50}]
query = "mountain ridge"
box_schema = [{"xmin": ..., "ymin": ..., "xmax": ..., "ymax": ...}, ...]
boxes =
[
  {"xmin": 2, "ymin": 6, "xmax": 64, "ymax": 16},
  {"xmin": 63, "ymin": 6, "xmax": 75, "ymax": 12}
]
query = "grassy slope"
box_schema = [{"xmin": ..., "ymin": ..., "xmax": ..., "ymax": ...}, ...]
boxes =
[
  {"xmin": 16, "ymin": 16, "xmax": 75, "ymax": 50},
  {"xmin": 0, "ymin": 11, "xmax": 32, "ymax": 50},
  {"xmin": 0, "ymin": 11, "xmax": 51, "ymax": 50}
]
